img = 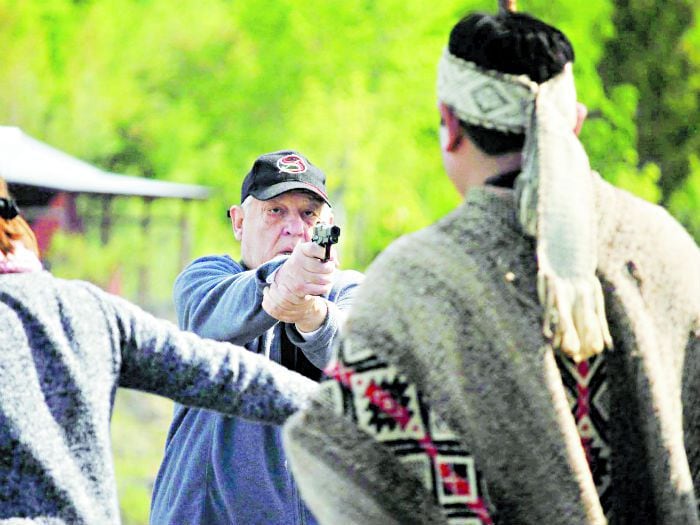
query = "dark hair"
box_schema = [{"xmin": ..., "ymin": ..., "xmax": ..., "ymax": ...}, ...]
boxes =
[{"xmin": 448, "ymin": 12, "xmax": 575, "ymax": 154}]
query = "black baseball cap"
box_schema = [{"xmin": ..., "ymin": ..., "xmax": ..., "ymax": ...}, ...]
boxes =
[{"xmin": 240, "ymin": 150, "xmax": 330, "ymax": 206}]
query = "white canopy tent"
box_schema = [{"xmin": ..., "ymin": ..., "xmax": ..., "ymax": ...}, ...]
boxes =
[
  {"xmin": 0, "ymin": 126, "xmax": 211, "ymax": 307},
  {"xmin": 0, "ymin": 126, "xmax": 209, "ymax": 200}
]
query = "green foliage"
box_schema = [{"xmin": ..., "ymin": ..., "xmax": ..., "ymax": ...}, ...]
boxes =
[
  {"xmin": 600, "ymin": 0, "xmax": 699, "ymax": 202},
  {"xmin": 581, "ymin": 84, "xmax": 662, "ymax": 203},
  {"xmin": 3, "ymin": 0, "xmax": 692, "ymax": 273},
  {"xmin": 48, "ymin": 231, "xmax": 127, "ymax": 288},
  {"xmin": 669, "ymin": 154, "xmax": 700, "ymax": 242},
  {"xmin": 1, "ymin": 1, "xmax": 698, "ymax": 523},
  {"xmin": 110, "ymin": 390, "xmax": 173, "ymax": 525},
  {"xmin": 45, "ymin": 196, "xmax": 186, "ymax": 318}
]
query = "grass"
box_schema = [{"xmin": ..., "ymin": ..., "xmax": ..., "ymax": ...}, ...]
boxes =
[{"xmin": 111, "ymin": 389, "xmax": 174, "ymax": 525}]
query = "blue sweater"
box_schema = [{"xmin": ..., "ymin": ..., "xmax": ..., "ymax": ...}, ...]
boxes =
[
  {"xmin": 150, "ymin": 255, "xmax": 363, "ymax": 525},
  {"xmin": 0, "ymin": 271, "xmax": 318, "ymax": 525}
]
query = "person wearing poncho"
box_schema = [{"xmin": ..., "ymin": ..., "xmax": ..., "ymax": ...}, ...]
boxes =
[{"xmin": 283, "ymin": 10, "xmax": 700, "ymax": 525}]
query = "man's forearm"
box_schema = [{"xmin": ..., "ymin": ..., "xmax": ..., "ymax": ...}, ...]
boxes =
[{"xmin": 175, "ymin": 257, "xmax": 283, "ymax": 342}]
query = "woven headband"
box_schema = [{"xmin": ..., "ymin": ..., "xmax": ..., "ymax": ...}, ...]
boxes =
[{"xmin": 438, "ymin": 49, "xmax": 612, "ymax": 362}]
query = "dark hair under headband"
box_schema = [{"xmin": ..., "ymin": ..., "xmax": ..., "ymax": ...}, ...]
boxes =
[{"xmin": 0, "ymin": 197, "xmax": 20, "ymax": 220}]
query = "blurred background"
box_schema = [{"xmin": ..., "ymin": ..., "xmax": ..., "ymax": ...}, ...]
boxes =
[{"xmin": 0, "ymin": 0, "xmax": 697, "ymax": 522}]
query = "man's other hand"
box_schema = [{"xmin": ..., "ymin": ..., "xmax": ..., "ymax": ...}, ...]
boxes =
[{"xmin": 262, "ymin": 282, "xmax": 328, "ymax": 332}]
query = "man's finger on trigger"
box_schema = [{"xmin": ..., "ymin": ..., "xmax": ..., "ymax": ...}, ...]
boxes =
[
  {"xmin": 304, "ymin": 260, "xmax": 335, "ymax": 275},
  {"xmin": 309, "ymin": 274, "xmax": 334, "ymax": 286},
  {"xmin": 302, "ymin": 241, "xmax": 327, "ymax": 260},
  {"xmin": 303, "ymin": 284, "xmax": 332, "ymax": 297}
]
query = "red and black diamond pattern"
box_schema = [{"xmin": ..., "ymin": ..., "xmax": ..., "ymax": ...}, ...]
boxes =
[
  {"xmin": 322, "ymin": 338, "xmax": 611, "ymax": 523},
  {"xmin": 555, "ymin": 353, "xmax": 612, "ymax": 519},
  {"xmin": 323, "ymin": 338, "xmax": 495, "ymax": 525}
]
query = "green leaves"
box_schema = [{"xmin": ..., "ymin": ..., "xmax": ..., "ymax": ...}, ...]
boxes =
[{"xmin": 1, "ymin": 0, "xmax": 697, "ymax": 272}]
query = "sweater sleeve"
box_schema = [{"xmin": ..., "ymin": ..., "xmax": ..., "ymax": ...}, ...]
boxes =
[
  {"xmin": 176, "ymin": 255, "xmax": 363, "ymax": 370},
  {"xmin": 103, "ymin": 289, "xmax": 318, "ymax": 425},
  {"xmin": 173, "ymin": 255, "xmax": 283, "ymax": 343}
]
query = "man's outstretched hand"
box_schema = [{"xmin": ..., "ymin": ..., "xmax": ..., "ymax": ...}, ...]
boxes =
[{"xmin": 262, "ymin": 242, "xmax": 336, "ymax": 332}]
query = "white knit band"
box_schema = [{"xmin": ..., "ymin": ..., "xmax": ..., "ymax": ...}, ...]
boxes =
[
  {"xmin": 437, "ymin": 48, "xmax": 612, "ymax": 362},
  {"xmin": 437, "ymin": 49, "xmax": 536, "ymax": 133},
  {"xmin": 436, "ymin": 48, "xmax": 577, "ymax": 133}
]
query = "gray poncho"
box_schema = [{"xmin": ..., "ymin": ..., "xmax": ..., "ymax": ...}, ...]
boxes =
[{"xmin": 285, "ymin": 175, "xmax": 700, "ymax": 524}]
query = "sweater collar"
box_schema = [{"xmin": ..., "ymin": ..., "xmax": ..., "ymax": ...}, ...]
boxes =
[
  {"xmin": 484, "ymin": 169, "xmax": 519, "ymax": 189},
  {"xmin": 0, "ymin": 242, "xmax": 43, "ymax": 274}
]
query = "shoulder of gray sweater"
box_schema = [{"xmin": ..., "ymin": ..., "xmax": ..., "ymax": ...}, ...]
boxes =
[
  {"xmin": 595, "ymin": 173, "xmax": 698, "ymax": 254},
  {"xmin": 347, "ymin": 195, "xmax": 531, "ymax": 348},
  {"xmin": 594, "ymin": 175, "xmax": 700, "ymax": 283},
  {"xmin": 359, "ymin": 192, "xmax": 526, "ymax": 298}
]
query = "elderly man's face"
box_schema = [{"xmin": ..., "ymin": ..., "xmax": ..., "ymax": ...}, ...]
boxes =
[{"xmin": 230, "ymin": 191, "xmax": 330, "ymax": 269}]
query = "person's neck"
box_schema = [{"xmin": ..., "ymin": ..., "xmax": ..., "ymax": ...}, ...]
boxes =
[
  {"xmin": 446, "ymin": 135, "xmax": 522, "ymax": 196},
  {"xmin": 462, "ymin": 150, "xmax": 522, "ymax": 195}
]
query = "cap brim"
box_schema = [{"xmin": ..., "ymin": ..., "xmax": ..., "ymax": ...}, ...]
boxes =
[{"xmin": 251, "ymin": 181, "xmax": 331, "ymax": 206}]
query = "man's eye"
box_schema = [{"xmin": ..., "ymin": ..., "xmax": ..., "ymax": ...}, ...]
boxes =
[{"xmin": 268, "ymin": 207, "xmax": 282, "ymax": 214}]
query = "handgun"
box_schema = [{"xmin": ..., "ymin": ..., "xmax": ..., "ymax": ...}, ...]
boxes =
[{"xmin": 312, "ymin": 223, "xmax": 340, "ymax": 262}]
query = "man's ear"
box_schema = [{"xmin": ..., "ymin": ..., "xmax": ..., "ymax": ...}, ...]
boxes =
[
  {"xmin": 230, "ymin": 205, "xmax": 244, "ymax": 241},
  {"xmin": 573, "ymin": 102, "xmax": 587, "ymax": 137},
  {"xmin": 439, "ymin": 103, "xmax": 463, "ymax": 152}
]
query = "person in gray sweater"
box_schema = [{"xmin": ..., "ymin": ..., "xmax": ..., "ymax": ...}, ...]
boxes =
[{"xmin": 0, "ymin": 177, "xmax": 318, "ymax": 524}]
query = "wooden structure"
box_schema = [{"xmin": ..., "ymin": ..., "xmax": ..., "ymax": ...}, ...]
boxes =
[{"xmin": 0, "ymin": 126, "xmax": 210, "ymax": 305}]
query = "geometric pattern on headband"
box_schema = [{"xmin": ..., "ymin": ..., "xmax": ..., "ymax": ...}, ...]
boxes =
[
  {"xmin": 437, "ymin": 49, "xmax": 538, "ymax": 134},
  {"xmin": 473, "ymin": 86, "xmax": 507, "ymax": 114}
]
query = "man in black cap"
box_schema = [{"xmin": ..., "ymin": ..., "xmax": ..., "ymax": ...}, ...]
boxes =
[{"xmin": 150, "ymin": 150, "xmax": 363, "ymax": 525}]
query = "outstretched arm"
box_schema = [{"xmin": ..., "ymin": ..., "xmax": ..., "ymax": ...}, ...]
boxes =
[{"xmin": 106, "ymin": 290, "xmax": 318, "ymax": 425}]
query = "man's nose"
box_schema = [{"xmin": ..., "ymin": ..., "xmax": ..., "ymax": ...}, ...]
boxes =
[{"xmin": 282, "ymin": 215, "xmax": 307, "ymax": 237}]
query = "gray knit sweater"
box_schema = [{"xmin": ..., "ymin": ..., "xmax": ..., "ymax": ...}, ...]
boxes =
[
  {"xmin": 285, "ymin": 175, "xmax": 700, "ymax": 524},
  {"xmin": 0, "ymin": 271, "xmax": 318, "ymax": 524}
]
